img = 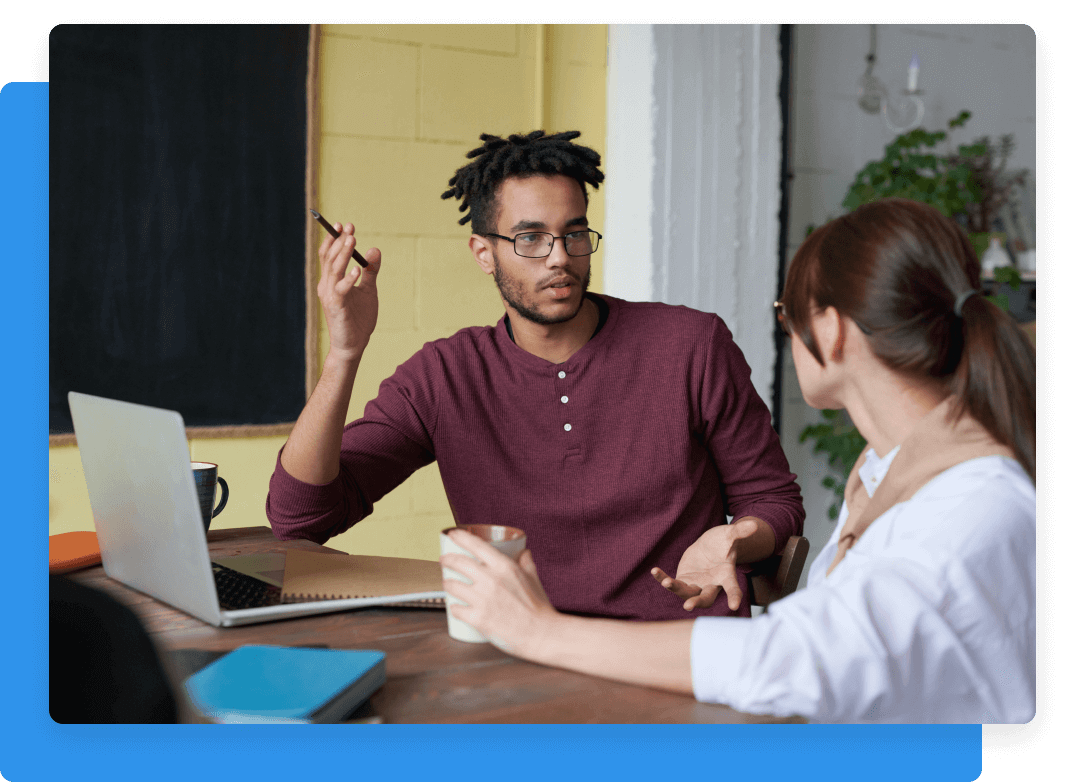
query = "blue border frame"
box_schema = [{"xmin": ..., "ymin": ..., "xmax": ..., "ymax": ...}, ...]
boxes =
[{"xmin": 4, "ymin": 80, "xmax": 981, "ymax": 782}]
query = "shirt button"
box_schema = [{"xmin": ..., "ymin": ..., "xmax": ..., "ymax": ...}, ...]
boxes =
[
  {"xmin": 564, "ymin": 423, "xmax": 572, "ymax": 431},
  {"xmin": 558, "ymin": 370, "xmax": 566, "ymax": 379},
  {"xmin": 561, "ymin": 396, "xmax": 569, "ymax": 404}
]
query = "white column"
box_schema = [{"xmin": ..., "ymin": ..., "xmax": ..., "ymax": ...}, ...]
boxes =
[
  {"xmin": 604, "ymin": 24, "xmax": 656, "ymax": 304},
  {"xmin": 605, "ymin": 24, "xmax": 782, "ymax": 411}
]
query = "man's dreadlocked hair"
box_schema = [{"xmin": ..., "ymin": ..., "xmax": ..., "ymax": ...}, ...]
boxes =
[{"xmin": 441, "ymin": 130, "xmax": 604, "ymax": 235}]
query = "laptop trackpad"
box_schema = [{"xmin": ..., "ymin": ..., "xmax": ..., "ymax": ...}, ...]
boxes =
[{"xmin": 211, "ymin": 553, "xmax": 286, "ymax": 588}]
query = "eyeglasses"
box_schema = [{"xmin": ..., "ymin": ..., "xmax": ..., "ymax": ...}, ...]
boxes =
[
  {"xmin": 774, "ymin": 300, "xmax": 874, "ymax": 337},
  {"xmin": 774, "ymin": 301, "xmax": 791, "ymax": 336},
  {"xmin": 485, "ymin": 229, "xmax": 602, "ymax": 259}
]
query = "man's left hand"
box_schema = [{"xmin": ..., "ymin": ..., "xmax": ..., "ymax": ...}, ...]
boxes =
[{"xmin": 651, "ymin": 518, "xmax": 761, "ymax": 611}]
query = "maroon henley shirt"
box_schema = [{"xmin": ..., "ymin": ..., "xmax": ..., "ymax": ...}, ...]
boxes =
[{"xmin": 267, "ymin": 294, "xmax": 804, "ymax": 620}]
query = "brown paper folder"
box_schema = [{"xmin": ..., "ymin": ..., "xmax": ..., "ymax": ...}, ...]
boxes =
[{"xmin": 281, "ymin": 550, "xmax": 445, "ymax": 607}]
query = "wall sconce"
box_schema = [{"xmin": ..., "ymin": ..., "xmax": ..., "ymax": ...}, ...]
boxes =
[{"xmin": 857, "ymin": 25, "xmax": 924, "ymax": 133}]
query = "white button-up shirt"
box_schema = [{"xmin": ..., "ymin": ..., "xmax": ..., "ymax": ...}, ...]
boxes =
[{"xmin": 690, "ymin": 453, "xmax": 1035, "ymax": 723}]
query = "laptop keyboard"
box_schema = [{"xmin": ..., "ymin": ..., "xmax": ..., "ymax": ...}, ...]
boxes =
[{"xmin": 212, "ymin": 562, "xmax": 283, "ymax": 610}]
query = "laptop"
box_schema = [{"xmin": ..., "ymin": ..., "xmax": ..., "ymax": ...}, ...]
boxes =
[{"xmin": 67, "ymin": 391, "xmax": 445, "ymax": 627}]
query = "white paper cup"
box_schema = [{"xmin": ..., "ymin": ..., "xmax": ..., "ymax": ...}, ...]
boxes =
[{"xmin": 439, "ymin": 525, "xmax": 527, "ymax": 643}]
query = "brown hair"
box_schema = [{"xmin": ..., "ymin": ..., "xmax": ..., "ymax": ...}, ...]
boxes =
[{"xmin": 781, "ymin": 198, "xmax": 1035, "ymax": 480}]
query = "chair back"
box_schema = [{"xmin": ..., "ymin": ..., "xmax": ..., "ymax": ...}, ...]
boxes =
[{"xmin": 747, "ymin": 535, "xmax": 810, "ymax": 607}]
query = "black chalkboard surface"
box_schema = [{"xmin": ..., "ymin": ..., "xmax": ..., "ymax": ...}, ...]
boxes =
[{"xmin": 49, "ymin": 25, "xmax": 313, "ymax": 436}]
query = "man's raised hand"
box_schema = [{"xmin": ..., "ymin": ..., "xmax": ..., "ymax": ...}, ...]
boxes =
[{"xmin": 317, "ymin": 221, "xmax": 381, "ymax": 363}]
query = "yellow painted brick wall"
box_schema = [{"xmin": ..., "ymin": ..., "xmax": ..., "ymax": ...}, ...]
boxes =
[{"xmin": 48, "ymin": 24, "xmax": 608, "ymax": 564}]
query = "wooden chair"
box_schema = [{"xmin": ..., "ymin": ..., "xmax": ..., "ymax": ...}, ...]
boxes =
[{"xmin": 747, "ymin": 535, "xmax": 810, "ymax": 608}]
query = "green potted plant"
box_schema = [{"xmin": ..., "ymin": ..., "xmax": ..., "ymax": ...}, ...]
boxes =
[{"xmin": 800, "ymin": 110, "xmax": 1028, "ymax": 519}]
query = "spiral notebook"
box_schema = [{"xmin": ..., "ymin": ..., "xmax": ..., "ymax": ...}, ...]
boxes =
[{"xmin": 282, "ymin": 550, "xmax": 445, "ymax": 608}]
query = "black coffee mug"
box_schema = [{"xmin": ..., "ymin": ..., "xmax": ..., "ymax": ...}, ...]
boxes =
[{"xmin": 192, "ymin": 462, "xmax": 228, "ymax": 532}]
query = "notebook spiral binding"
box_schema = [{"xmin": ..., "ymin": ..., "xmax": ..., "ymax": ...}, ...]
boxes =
[{"xmin": 281, "ymin": 593, "xmax": 445, "ymax": 608}]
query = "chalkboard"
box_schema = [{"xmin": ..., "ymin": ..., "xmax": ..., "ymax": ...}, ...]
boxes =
[{"xmin": 49, "ymin": 24, "xmax": 319, "ymax": 440}]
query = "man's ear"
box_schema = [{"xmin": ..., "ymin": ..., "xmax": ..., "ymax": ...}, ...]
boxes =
[{"xmin": 469, "ymin": 234, "xmax": 496, "ymax": 275}]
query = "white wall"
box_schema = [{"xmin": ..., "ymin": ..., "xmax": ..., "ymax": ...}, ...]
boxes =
[
  {"xmin": 604, "ymin": 25, "xmax": 655, "ymax": 305},
  {"xmin": 782, "ymin": 24, "xmax": 1036, "ymax": 574}
]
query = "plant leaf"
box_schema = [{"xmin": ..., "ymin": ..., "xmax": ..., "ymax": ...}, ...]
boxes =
[{"xmin": 986, "ymin": 293, "xmax": 1010, "ymax": 311}]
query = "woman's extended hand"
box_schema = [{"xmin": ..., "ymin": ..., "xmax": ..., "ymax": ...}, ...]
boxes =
[{"xmin": 439, "ymin": 529, "xmax": 559, "ymax": 659}]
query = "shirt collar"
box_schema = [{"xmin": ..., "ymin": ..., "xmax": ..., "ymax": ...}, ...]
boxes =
[{"xmin": 857, "ymin": 445, "xmax": 901, "ymax": 498}]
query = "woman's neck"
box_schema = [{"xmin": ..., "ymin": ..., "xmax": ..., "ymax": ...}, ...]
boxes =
[{"xmin": 840, "ymin": 368, "xmax": 948, "ymax": 458}]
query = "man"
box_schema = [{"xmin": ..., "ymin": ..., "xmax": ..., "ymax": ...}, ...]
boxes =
[{"xmin": 267, "ymin": 130, "xmax": 803, "ymax": 620}]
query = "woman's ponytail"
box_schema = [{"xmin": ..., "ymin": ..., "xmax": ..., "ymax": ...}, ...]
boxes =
[{"xmin": 951, "ymin": 292, "xmax": 1035, "ymax": 481}]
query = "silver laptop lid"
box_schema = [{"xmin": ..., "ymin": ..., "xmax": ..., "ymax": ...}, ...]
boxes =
[{"xmin": 68, "ymin": 391, "xmax": 223, "ymax": 626}]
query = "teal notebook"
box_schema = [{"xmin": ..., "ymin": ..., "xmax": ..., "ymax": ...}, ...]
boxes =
[{"xmin": 183, "ymin": 645, "xmax": 386, "ymax": 723}]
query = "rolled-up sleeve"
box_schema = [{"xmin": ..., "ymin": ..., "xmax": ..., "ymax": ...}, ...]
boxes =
[
  {"xmin": 693, "ymin": 563, "xmax": 954, "ymax": 721},
  {"xmin": 265, "ymin": 346, "xmax": 441, "ymax": 544},
  {"xmin": 690, "ymin": 616, "xmax": 754, "ymax": 706}
]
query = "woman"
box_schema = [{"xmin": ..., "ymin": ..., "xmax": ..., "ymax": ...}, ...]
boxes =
[{"xmin": 440, "ymin": 198, "xmax": 1036, "ymax": 723}]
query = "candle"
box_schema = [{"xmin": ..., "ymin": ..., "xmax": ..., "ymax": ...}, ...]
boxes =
[{"xmin": 908, "ymin": 53, "xmax": 919, "ymax": 92}]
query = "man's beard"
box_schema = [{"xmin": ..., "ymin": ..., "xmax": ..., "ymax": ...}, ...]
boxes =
[{"xmin": 492, "ymin": 251, "xmax": 591, "ymax": 326}]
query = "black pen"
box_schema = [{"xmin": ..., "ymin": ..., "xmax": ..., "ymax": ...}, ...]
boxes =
[{"xmin": 309, "ymin": 208, "xmax": 368, "ymax": 268}]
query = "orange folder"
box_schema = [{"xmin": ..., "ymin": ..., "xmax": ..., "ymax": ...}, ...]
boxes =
[{"xmin": 49, "ymin": 531, "xmax": 102, "ymax": 574}]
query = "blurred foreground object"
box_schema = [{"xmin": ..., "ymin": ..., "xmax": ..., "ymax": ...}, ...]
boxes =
[{"xmin": 50, "ymin": 575, "xmax": 177, "ymax": 723}]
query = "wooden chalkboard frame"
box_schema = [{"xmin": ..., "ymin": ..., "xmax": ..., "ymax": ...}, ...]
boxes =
[{"xmin": 50, "ymin": 25, "xmax": 321, "ymax": 447}]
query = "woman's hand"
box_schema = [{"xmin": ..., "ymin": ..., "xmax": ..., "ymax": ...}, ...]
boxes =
[
  {"xmin": 443, "ymin": 530, "xmax": 696, "ymax": 695},
  {"xmin": 439, "ymin": 529, "xmax": 560, "ymax": 659}
]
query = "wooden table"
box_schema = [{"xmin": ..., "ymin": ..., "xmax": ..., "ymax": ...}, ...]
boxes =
[{"xmin": 68, "ymin": 526, "xmax": 798, "ymax": 724}]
